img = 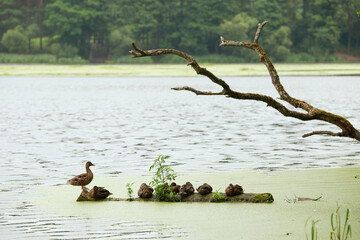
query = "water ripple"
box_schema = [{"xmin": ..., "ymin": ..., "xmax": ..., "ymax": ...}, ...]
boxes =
[{"xmin": 0, "ymin": 76, "xmax": 359, "ymax": 239}]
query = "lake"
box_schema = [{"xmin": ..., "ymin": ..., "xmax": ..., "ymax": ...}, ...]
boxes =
[{"xmin": 0, "ymin": 76, "xmax": 359, "ymax": 239}]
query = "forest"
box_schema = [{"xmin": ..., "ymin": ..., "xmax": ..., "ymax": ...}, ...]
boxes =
[{"xmin": 0, "ymin": 0, "xmax": 359, "ymax": 63}]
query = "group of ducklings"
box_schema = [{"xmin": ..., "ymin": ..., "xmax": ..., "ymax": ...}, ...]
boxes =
[{"xmin": 138, "ymin": 182, "xmax": 244, "ymax": 199}]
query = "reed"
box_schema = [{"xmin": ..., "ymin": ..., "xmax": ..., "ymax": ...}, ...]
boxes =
[{"xmin": 305, "ymin": 207, "xmax": 352, "ymax": 240}]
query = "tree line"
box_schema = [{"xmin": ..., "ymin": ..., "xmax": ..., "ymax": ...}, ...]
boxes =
[{"xmin": 0, "ymin": 0, "xmax": 359, "ymax": 63}]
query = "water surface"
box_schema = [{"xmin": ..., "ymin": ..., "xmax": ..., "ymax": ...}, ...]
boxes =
[{"xmin": 0, "ymin": 76, "xmax": 359, "ymax": 239}]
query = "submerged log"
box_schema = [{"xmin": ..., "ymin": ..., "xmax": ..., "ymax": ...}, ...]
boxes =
[{"xmin": 77, "ymin": 191, "xmax": 274, "ymax": 203}]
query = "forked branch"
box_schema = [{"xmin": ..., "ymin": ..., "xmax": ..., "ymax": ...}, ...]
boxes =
[{"xmin": 130, "ymin": 22, "xmax": 360, "ymax": 141}]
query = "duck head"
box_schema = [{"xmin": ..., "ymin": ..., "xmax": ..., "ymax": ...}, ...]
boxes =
[{"xmin": 86, "ymin": 161, "xmax": 95, "ymax": 167}]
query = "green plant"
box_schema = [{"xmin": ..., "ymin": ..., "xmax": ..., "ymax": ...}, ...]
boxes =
[
  {"xmin": 0, "ymin": 53, "xmax": 57, "ymax": 63},
  {"xmin": 213, "ymin": 188, "xmax": 226, "ymax": 202},
  {"xmin": 149, "ymin": 155, "xmax": 176, "ymax": 187},
  {"xmin": 126, "ymin": 182, "xmax": 134, "ymax": 201},
  {"xmin": 305, "ymin": 207, "xmax": 352, "ymax": 240},
  {"xmin": 149, "ymin": 155, "xmax": 177, "ymax": 201},
  {"xmin": 109, "ymin": 26, "xmax": 134, "ymax": 57},
  {"xmin": 330, "ymin": 207, "xmax": 352, "ymax": 240},
  {"xmin": 1, "ymin": 29, "xmax": 27, "ymax": 54},
  {"xmin": 50, "ymin": 43, "xmax": 79, "ymax": 58},
  {"xmin": 57, "ymin": 56, "xmax": 88, "ymax": 64},
  {"xmin": 305, "ymin": 217, "xmax": 320, "ymax": 240}
]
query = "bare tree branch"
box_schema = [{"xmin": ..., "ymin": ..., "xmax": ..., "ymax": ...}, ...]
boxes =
[
  {"xmin": 302, "ymin": 131, "xmax": 345, "ymax": 138},
  {"xmin": 130, "ymin": 43, "xmax": 231, "ymax": 92},
  {"xmin": 171, "ymin": 87, "xmax": 224, "ymax": 95},
  {"xmin": 254, "ymin": 21, "xmax": 268, "ymax": 43},
  {"xmin": 130, "ymin": 23, "xmax": 360, "ymax": 142}
]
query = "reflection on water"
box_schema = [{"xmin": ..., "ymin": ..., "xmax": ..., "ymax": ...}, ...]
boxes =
[{"xmin": 0, "ymin": 76, "xmax": 359, "ymax": 239}]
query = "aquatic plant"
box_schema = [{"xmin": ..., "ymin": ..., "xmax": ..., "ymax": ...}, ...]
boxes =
[
  {"xmin": 330, "ymin": 207, "xmax": 352, "ymax": 240},
  {"xmin": 149, "ymin": 155, "xmax": 177, "ymax": 201},
  {"xmin": 305, "ymin": 207, "xmax": 352, "ymax": 240},
  {"xmin": 126, "ymin": 182, "xmax": 134, "ymax": 201},
  {"xmin": 305, "ymin": 217, "xmax": 320, "ymax": 240},
  {"xmin": 213, "ymin": 188, "xmax": 226, "ymax": 202}
]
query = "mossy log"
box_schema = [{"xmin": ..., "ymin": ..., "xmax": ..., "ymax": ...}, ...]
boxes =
[{"xmin": 77, "ymin": 190, "xmax": 274, "ymax": 203}]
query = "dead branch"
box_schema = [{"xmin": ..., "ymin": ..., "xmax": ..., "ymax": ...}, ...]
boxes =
[
  {"xmin": 129, "ymin": 22, "xmax": 360, "ymax": 141},
  {"xmin": 171, "ymin": 86, "xmax": 224, "ymax": 95},
  {"xmin": 130, "ymin": 43, "xmax": 231, "ymax": 92},
  {"xmin": 254, "ymin": 21, "xmax": 268, "ymax": 43},
  {"xmin": 302, "ymin": 131, "xmax": 345, "ymax": 138}
]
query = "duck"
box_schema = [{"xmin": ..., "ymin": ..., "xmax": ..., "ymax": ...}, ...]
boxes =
[
  {"xmin": 197, "ymin": 183, "xmax": 213, "ymax": 195},
  {"xmin": 179, "ymin": 182, "xmax": 195, "ymax": 197},
  {"xmin": 170, "ymin": 182, "xmax": 181, "ymax": 193},
  {"xmin": 67, "ymin": 161, "xmax": 94, "ymax": 191},
  {"xmin": 225, "ymin": 184, "xmax": 244, "ymax": 196},
  {"xmin": 88, "ymin": 186, "xmax": 112, "ymax": 200},
  {"xmin": 137, "ymin": 183, "xmax": 154, "ymax": 199}
]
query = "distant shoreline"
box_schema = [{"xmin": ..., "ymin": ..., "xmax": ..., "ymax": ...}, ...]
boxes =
[{"xmin": 1, "ymin": 63, "xmax": 359, "ymax": 76}]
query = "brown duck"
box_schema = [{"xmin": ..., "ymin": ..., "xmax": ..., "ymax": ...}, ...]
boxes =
[
  {"xmin": 67, "ymin": 161, "xmax": 94, "ymax": 191},
  {"xmin": 137, "ymin": 183, "xmax": 154, "ymax": 199},
  {"xmin": 225, "ymin": 184, "xmax": 244, "ymax": 197},
  {"xmin": 197, "ymin": 183, "xmax": 213, "ymax": 195},
  {"xmin": 88, "ymin": 186, "xmax": 112, "ymax": 200},
  {"xmin": 179, "ymin": 182, "xmax": 195, "ymax": 197}
]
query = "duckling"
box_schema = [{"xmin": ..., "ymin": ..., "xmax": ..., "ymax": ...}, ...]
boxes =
[
  {"xmin": 233, "ymin": 184, "xmax": 244, "ymax": 195},
  {"xmin": 225, "ymin": 184, "xmax": 235, "ymax": 196},
  {"xmin": 179, "ymin": 182, "xmax": 195, "ymax": 197},
  {"xmin": 197, "ymin": 183, "xmax": 213, "ymax": 195},
  {"xmin": 225, "ymin": 184, "xmax": 244, "ymax": 196},
  {"xmin": 138, "ymin": 183, "xmax": 154, "ymax": 198},
  {"xmin": 170, "ymin": 182, "xmax": 181, "ymax": 193},
  {"xmin": 67, "ymin": 161, "xmax": 94, "ymax": 191},
  {"xmin": 88, "ymin": 186, "xmax": 112, "ymax": 200}
]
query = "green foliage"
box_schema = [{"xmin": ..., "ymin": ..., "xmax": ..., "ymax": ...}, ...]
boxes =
[
  {"xmin": 0, "ymin": 53, "xmax": 56, "ymax": 63},
  {"xmin": 57, "ymin": 57, "xmax": 88, "ymax": 64},
  {"xmin": 195, "ymin": 54, "xmax": 256, "ymax": 63},
  {"xmin": 126, "ymin": 182, "xmax": 134, "ymax": 201},
  {"xmin": 149, "ymin": 155, "xmax": 176, "ymax": 187},
  {"xmin": 263, "ymin": 26, "xmax": 292, "ymax": 62},
  {"xmin": 44, "ymin": 0, "xmax": 110, "ymax": 58},
  {"xmin": 305, "ymin": 217, "xmax": 320, "ymax": 240},
  {"xmin": 213, "ymin": 188, "xmax": 226, "ymax": 202},
  {"xmin": 25, "ymin": 24, "xmax": 40, "ymax": 40},
  {"xmin": 109, "ymin": 26, "xmax": 134, "ymax": 57},
  {"xmin": 149, "ymin": 155, "xmax": 177, "ymax": 202},
  {"xmin": 0, "ymin": 53, "xmax": 88, "ymax": 64},
  {"xmin": 218, "ymin": 12, "xmax": 258, "ymax": 60},
  {"xmin": 330, "ymin": 207, "xmax": 352, "ymax": 240},
  {"xmin": 157, "ymin": 55, "xmax": 188, "ymax": 64},
  {"xmin": 0, "ymin": 0, "xmax": 358, "ymax": 62},
  {"xmin": 286, "ymin": 53, "xmax": 342, "ymax": 63},
  {"xmin": 1, "ymin": 29, "xmax": 27, "ymax": 54},
  {"xmin": 219, "ymin": 12, "xmax": 257, "ymax": 42},
  {"xmin": 50, "ymin": 43, "xmax": 79, "ymax": 58},
  {"xmin": 305, "ymin": 207, "xmax": 352, "ymax": 240},
  {"xmin": 307, "ymin": 17, "xmax": 341, "ymax": 56},
  {"xmin": 0, "ymin": 1, "xmax": 24, "ymax": 39},
  {"xmin": 153, "ymin": 184, "xmax": 176, "ymax": 202}
]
